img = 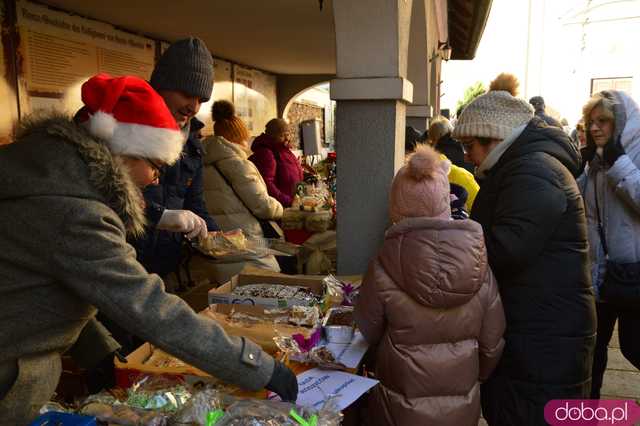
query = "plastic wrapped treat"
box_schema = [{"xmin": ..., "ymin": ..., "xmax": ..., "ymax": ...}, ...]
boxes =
[
  {"xmin": 126, "ymin": 376, "xmax": 191, "ymax": 413},
  {"xmin": 171, "ymin": 388, "xmax": 223, "ymax": 426},
  {"xmin": 323, "ymin": 307, "xmax": 355, "ymax": 344},
  {"xmin": 215, "ymin": 399, "xmax": 342, "ymax": 426},
  {"xmin": 229, "ymin": 284, "xmax": 321, "ymax": 307},
  {"xmin": 288, "ymin": 306, "xmax": 320, "ymax": 327},
  {"xmin": 79, "ymin": 392, "xmax": 169, "ymax": 426},
  {"xmin": 304, "ymin": 210, "xmax": 332, "ymax": 232},
  {"xmin": 281, "ymin": 209, "xmax": 305, "ymax": 230},
  {"xmin": 322, "ymin": 275, "xmax": 359, "ymax": 307}
]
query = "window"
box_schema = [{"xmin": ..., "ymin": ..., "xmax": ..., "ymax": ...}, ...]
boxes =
[{"xmin": 591, "ymin": 77, "xmax": 633, "ymax": 95}]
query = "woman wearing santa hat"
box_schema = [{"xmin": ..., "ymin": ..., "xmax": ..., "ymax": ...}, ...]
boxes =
[{"xmin": 0, "ymin": 74, "xmax": 297, "ymax": 424}]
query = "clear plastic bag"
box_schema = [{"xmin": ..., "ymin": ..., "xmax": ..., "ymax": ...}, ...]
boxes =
[
  {"xmin": 170, "ymin": 388, "xmax": 223, "ymax": 425},
  {"xmin": 322, "ymin": 275, "xmax": 359, "ymax": 307},
  {"xmin": 126, "ymin": 376, "xmax": 192, "ymax": 413},
  {"xmin": 215, "ymin": 399, "xmax": 342, "ymax": 426},
  {"xmin": 79, "ymin": 392, "xmax": 169, "ymax": 426}
]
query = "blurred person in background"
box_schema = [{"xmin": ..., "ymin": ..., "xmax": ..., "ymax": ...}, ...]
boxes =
[{"xmin": 577, "ymin": 90, "xmax": 640, "ymax": 399}]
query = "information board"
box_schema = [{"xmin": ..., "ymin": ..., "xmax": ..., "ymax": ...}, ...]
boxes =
[{"xmin": 16, "ymin": 0, "xmax": 155, "ymax": 113}]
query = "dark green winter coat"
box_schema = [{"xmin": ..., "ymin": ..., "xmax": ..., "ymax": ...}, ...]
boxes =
[{"xmin": 0, "ymin": 115, "xmax": 274, "ymax": 425}]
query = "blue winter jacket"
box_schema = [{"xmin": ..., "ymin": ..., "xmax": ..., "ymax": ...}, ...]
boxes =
[
  {"xmin": 133, "ymin": 121, "xmax": 218, "ymax": 277},
  {"xmin": 577, "ymin": 90, "xmax": 640, "ymax": 299}
]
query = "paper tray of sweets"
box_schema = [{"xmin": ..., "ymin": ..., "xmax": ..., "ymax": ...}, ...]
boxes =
[{"xmin": 191, "ymin": 230, "xmax": 297, "ymax": 263}]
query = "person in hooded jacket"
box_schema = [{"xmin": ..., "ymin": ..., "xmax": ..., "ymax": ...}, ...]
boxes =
[
  {"xmin": 452, "ymin": 73, "xmax": 596, "ymax": 425},
  {"xmin": 0, "ymin": 75, "xmax": 297, "ymax": 425},
  {"xmin": 249, "ymin": 119, "xmax": 303, "ymax": 207},
  {"xmin": 355, "ymin": 144, "xmax": 505, "ymax": 426},
  {"xmin": 201, "ymin": 100, "xmax": 283, "ymax": 282},
  {"xmin": 576, "ymin": 90, "xmax": 640, "ymax": 399}
]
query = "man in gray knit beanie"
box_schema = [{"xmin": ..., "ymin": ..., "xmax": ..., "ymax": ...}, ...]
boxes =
[
  {"xmin": 127, "ymin": 37, "xmax": 218, "ymax": 287},
  {"xmin": 150, "ymin": 37, "xmax": 213, "ymax": 129},
  {"xmin": 96, "ymin": 37, "xmax": 219, "ymax": 354}
]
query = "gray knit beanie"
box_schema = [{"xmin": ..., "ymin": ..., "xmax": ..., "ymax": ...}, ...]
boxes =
[
  {"xmin": 150, "ymin": 37, "xmax": 213, "ymax": 102},
  {"xmin": 453, "ymin": 73, "xmax": 534, "ymax": 140}
]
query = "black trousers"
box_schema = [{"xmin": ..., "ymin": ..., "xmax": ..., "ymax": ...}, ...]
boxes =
[{"xmin": 591, "ymin": 301, "xmax": 640, "ymax": 398}]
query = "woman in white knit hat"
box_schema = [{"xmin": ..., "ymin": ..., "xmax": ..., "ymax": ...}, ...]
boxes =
[{"xmin": 453, "ymin": 73, "xmax": 596, "ymax": 425}]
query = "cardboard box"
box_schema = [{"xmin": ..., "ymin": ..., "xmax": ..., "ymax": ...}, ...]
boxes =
[
  {"xmin": 114, "ymin": 342, "xmax": 209, "ymax": 389},
  {"xmin": 208, "ymin": 270, "xmax": 326, "ymax": 308},
  {"xmin": 203, "ymin": 304, "xmax": 319, "ymax": 354},
  {"xmin": 113, "ymin": 342, "xmax": 266, "ymax": 399},
  {"xmin": 179, "ymin": 279, "xmax": 219, "ymax": 312}
]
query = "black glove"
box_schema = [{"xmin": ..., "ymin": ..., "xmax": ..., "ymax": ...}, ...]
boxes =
[
  {"xmin": 265, "ymin": 361, "xmax": 298, "ymax": 402},
  {"xmin": 86, "ymin": 351, "xmax": 122, "ymax": 394},
  {"xmin": 603, "ymin": 136, "xmax": 625, "ymax": 168}
]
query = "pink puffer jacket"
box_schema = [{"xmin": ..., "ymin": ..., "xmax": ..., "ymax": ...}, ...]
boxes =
[{"xmin": 355, "ymin": 217, "xmax": 505, "ymax": 426}]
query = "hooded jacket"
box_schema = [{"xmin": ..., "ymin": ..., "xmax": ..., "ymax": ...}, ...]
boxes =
[
  {"xmin": 201, "ymin": 135, "xmax": 283, "ymax": 273},
  {"xmin": 249, "ymin": 133, "xmax": 303, "ymax": 207},
  {"xmin": 0, "ymin": 116, "xmax": 274, "ymax": 425},
  {"xmin": 355, "ymin": 218, "xmax": 505, "ymax": 426},
  {"xmin": 471, "ymin": 117, "xmax": 596, "ymax": 425},
  {"xmin": 576, "ymin": 91, "xmax": 640, "ymax": 299}
]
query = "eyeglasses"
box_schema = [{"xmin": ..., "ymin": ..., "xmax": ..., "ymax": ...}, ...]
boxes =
[
  {"xmin": 459, "ymin": 138, "xmax": 477, "ymax": 154},
  {"xmin": 144, "ymin": 158, "xmax": 165, "ymax": 178},
  {"xmin": 588, "ymin": 117, "xmax": 612, "ymax": 130}
]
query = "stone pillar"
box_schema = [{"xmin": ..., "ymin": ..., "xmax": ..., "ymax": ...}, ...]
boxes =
[
  {"xmin": 406, "ymin": 0, "xmax": 431, "ymax": 132},
  {"xmin": 332, "ymin": 0, "xmax": 414, "ymax": 274}
]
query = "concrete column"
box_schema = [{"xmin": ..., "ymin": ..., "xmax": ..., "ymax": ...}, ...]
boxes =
[
  {"xmin": 406, "ymin": 0, "xmax": 430, "ymax": 132},
  {"xmin": 332, "ymin": 0, "xmax": 414, "ymax": 274}
]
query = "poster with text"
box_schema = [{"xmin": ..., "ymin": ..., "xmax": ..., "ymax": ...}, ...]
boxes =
[{"xmin": 16, "ymin": 0, "xmax": 155, "ymax": 114}]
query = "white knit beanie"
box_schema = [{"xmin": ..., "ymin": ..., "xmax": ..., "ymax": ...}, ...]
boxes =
[{"xmin": 452, "ymin": 73, "xmax": 534, "ymax": 140}]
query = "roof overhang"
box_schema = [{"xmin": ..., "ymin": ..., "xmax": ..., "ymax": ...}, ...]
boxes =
[{"xmin": 447, "ymin": 0, "xmax": 492, "ymax": 60}]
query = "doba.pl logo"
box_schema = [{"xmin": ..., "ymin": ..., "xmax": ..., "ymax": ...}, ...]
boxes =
[{"xmin": 544, "ymin": 400, "xmax": 640, "ymax": 425}]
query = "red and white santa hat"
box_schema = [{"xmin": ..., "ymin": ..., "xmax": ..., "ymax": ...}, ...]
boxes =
[{"xmin": 80, "ymin": 74, "xmax": 183, "ymax": 164}]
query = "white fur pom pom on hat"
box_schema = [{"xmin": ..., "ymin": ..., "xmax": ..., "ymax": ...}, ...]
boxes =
[
  {"xmin": 389, "ymin": 144, "xmax": 452, "ymax": 222},
  {"xmin": 87, "ymin": 111, "xmax": 117, "ymax": 142}
]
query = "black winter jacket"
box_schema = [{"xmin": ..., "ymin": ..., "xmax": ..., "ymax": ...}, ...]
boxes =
[
  {"xmin": 133, "ymin": 127, "xmax": 218, "ymax": 277},
  {"xmin": 471, "ymin": 118, "xmax": 596, "ymax": 425}
]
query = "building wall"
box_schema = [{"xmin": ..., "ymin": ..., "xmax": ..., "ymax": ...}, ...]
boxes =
[
  {"xmin": 441, "ymin": 0, "xmax": 640, "ymax": 125},
  {"xmin": 426, "ymin": 0, "xmax": 442, "ymax": 116},
  {"xmin": 536, "ymin": 0, "xmax": 640, "ymax": 125},
  {"xmin": 286, "ymin": 101, "xmax": 325, "ymax": 150},
  {"xmin": 0, "ymin": 0, "xmax": 280, "ymax": 141}
]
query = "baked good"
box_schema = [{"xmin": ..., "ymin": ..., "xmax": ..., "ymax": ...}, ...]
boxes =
[{"xmin": 200, "ymin": 229, "xmax": 249, "ymax": 257}]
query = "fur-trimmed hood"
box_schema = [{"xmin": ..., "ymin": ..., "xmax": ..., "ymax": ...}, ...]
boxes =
[{"xmin": 0, "ymin": 114, "xmax": 146, "ymax": 237}]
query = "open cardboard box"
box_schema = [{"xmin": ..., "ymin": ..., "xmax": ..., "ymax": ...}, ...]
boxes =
[
  {"xmin": 114, "ymin": 342, "xmax": 266, "ymax": 399},
  {"xmin": 208, "ymin": 268, "xmax": 328, "ymax": 308},
  {"xmin": 203, "ymin": 304, "xmax": 319, "ymax": 354}
]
